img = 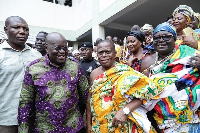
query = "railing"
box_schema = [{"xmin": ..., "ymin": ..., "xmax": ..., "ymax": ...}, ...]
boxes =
[{"xmin": 43, "ymin": 0, "xmax": 72, "ymax": 7}]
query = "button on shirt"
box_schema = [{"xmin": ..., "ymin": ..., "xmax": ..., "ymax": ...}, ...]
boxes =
[
  {"xmin": 18, "ymin": 55, "xmax": 89, "ymax": 133},
  {"xmin": 0, "ymin": 41, "xmax": 42, "ymax": 125}
]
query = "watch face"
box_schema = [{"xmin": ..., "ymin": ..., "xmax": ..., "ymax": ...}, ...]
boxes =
[{"xmin": 123, "ymin": 107, "xmax": 130, "ymax": 115}]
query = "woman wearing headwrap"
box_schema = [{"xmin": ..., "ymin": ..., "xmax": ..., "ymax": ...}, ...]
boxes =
[
  {"xmin": 121, "ymin": 30, "xmax": 148, "ymax": 71},
  {"xmin": 190, "ymin": 12, "xmax": 200, "ymax": 39},
  {"xmin": 190, "ymin": 12, "xmax": 200, "ymax": 30},
  {"xmin": 172, "ymin": 5, "xmax": 199, "ymax": 50},
  {"xmin": 140, "ymin": 24, "xmax": 155, "ymax": 54},
  {"xmin": 140, "ymin": 22, "xmax": 200, "ymax": 132}
]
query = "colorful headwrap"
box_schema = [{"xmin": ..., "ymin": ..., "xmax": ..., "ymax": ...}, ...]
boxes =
[
  {"xmin": 194, "ymin": 12, "xmax": 200, "ymax": 28},
  {"xmin": 140, "ymin": 24, "xmax": 154, "ymax": 34},
  {"xmin": 172, "ymin": 5, "xmax": 194, "ymax": 24},
  {"xmin": 126, "ymin": 30, "xmax": 145, "ymax": 43},
  {"xmin": 153, "ymin": 22, "xmax": 177, "ymax": 40}
]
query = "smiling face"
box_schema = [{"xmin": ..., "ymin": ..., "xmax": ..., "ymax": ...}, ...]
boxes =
[
  {"xmin": 126, "ymin": 36, "xmax": 142, "ymax": 53},
  {"xmin": 4, "ymin": 17, "xmax": 29, "ymax": 48},
  {"xmin": 153, "ymin": 31, "xmax": 175, "ymax": 56},
  {"xmin": 45, "ymin": 33, "xmax": 68, "ymax": 66},
  {"xmin": 172, "ymin": 13, "xmax": 188, "ymax": 33},
  {"xmin": 97, "ymin": 40, "xmax": 116, "ymax": 70}
]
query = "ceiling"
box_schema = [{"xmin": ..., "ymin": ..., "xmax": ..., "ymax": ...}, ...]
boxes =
[{"xmin": 78, "ymin": 0, "xmax": 200, "ymax": 44}]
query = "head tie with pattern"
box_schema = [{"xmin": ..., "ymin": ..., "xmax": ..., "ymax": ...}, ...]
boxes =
[
  {"xmin": 172, "ymin": 5, "xmax": 194, "ymax": 24},
  {"xmin": 153, "ymin": 22, "xmax": 177, "ymax": 40}
]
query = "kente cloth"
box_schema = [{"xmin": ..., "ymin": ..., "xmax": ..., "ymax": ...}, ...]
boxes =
[
  {"xmin": 175, "ymin": 37, "xmax": 200, "ymax": 51},
  {"xmin": 90, "ymin": 62, "xmax": 163, "ymax": 133},
  {"xmin": 194, "ymin": 29, "xmax": 200, "ymax": 40},
  {"xmin": 145, "ymin": 45, "xmax": 200, "ymax": 133},
  {"xmin": 174, "ymin": 28, "xmax": 200, "ymax": 50},
  {"xmin": 18, "ymin": 55, "xmax": 89, "ymax": 133}
]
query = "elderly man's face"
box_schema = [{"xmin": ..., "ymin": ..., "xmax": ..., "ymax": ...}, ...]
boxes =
[
  {"xmin": 46, "ymin": 33, "xmax": 68, "ymax": 65},
  {"xmin": 4, "ymin": 18, "xmax": 29, "ymax": 46},
  {"xmin": 153, "ymin": 31, "xmax": 175, "ymax": 56},
  {"xmin": 97, "ymin": 41, "xmax": 116, "ymax": 70}
]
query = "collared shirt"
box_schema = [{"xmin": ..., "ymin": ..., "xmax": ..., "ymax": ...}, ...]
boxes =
[
  {"xmin": 0, "ymin": 41, "xmax": 42, "ymax": 125},
  {"xmin": 18, "ymin": 55, "xmax": 89, "ymax": 133}
]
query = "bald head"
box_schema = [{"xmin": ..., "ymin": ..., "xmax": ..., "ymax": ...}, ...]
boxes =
[
  {"xmin": 46, "ymin": 32, "xmax": 67, "ymax": 45},
  {"xmin": 131, "ymin": 25, "xmax": 140, "ymax": 31}
]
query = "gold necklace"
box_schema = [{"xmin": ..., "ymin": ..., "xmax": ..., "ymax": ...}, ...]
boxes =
[{"xmin": 155, "ymin": 49, "xmax": 176, "ymax": 66}]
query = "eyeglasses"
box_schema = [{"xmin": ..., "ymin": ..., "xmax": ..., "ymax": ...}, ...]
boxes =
[
  {"xmin": 97, "ymin": 50, "xmax": 112, "ymax": 56},
  {"xmin": 48, "ymin": 44, "xmax": 68, "ymax": 51},
  {"xmin": 153, "ymin": 35, "xmax": 173, "ymax": 42}
]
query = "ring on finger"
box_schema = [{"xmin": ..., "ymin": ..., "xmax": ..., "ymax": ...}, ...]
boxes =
[
  {"xmin": 118, "ymin": 124, "xmax": 122, "ymax": 128},
  {"xmin": 192, "ymin": 60, "xmax": 196, "ymax": 64}
]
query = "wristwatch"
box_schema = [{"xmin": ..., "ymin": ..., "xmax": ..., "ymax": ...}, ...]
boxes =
[{"xmin": 122, "ymin": 107, "xmax": 130, "ymax": 116}]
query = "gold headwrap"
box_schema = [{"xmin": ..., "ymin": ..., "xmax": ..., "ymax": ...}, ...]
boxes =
[{"xmin": 172, "ymin": 5, "xmax": 194, "ymax": 24}]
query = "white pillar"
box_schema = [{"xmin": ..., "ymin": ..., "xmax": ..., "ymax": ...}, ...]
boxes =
[{"xmin": 92, "ymin": 25, "xmax": 105, "ymax": 45}]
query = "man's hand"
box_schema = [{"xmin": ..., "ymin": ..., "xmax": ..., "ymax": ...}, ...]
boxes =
[
  {"xmin": 188, "ymin": 54, "xmax": 200, "ymax": 69},
  {"xmin": 112, "ymin": 108, "xmax": 128, "ymax": 128}
]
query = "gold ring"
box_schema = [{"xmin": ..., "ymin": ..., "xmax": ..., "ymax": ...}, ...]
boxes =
[
  {"xmin": 192, "ymin": 60, "xmax": 196, "ymax": 64},
  {"xmin": 118, "ymin": 124, "xmax": 122, "ymax": 128}
]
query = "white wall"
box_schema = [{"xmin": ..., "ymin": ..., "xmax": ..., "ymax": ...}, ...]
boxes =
[
  {"xmin": 0, "ymin": 0, "xmax": 75, "ymax": 30},
  {"xmin": 99, "ymin": 0, "xmax": 118, "ymax": 12}
]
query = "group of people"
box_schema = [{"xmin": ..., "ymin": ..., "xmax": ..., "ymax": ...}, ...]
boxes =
[{"xmin": 1, "ymin": 4, "xmax": 200, "ymax": 133}]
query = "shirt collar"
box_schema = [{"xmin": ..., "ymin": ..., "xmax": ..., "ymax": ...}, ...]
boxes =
[{"xmin": 1, "ymin": 41, "xmax": 31, "ymax": 52}]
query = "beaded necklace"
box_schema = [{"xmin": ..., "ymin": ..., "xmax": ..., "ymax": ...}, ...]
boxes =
[
  {"xmin": 155, "ymin": 49, "xmax": 176, "ymax": 66},
  {"xmin": 142, "ymin": 49, "xmax": 176, "ymax": 75}
]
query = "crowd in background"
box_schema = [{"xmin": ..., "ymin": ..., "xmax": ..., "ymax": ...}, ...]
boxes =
[{"xmin": 1, "ymin": 4, "xmax": 200, "ymax": 133}]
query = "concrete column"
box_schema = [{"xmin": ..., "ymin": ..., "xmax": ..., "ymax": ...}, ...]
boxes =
[
  {"xmin": 91, "ymin": 0, "xmax": 105, "ymax": 45},
  {"xmin": 72, "ymin": 41, "xmax": 79, "ymax": 50},
  {"xmin": 92, "ymin": 25, "xmax": 105, "ymax": 45}
]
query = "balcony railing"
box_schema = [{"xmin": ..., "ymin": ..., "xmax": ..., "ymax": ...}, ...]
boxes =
[{"xmin": 43, "ymin": 0, "xmax": 72, "ymax": 7}]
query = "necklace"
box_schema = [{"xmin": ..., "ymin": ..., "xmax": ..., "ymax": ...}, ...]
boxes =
[{"xmin": 155, "ymin": 49, "xmax": 176, "ymax": 66}]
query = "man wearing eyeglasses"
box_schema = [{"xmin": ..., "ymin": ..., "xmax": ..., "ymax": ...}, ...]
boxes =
[{"xmin": 18, "ymin": 32, "xmax": 89, "ymax": 133}]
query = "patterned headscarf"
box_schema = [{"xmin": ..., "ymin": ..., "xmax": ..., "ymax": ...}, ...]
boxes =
[
  {"xmin": 153, "ymin": 22, "xmax": 177, "ymax": 40},
  {"xmin": 194, "ymin": 12, "xmax": 200, "ymax": 28},
  {"xmin": 172, "ymin": 5, "xmax": 194, "ymax": 24},
  {"xmin": 140, "ymin": 24, "xmax": 154, "ymax": 34}
]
